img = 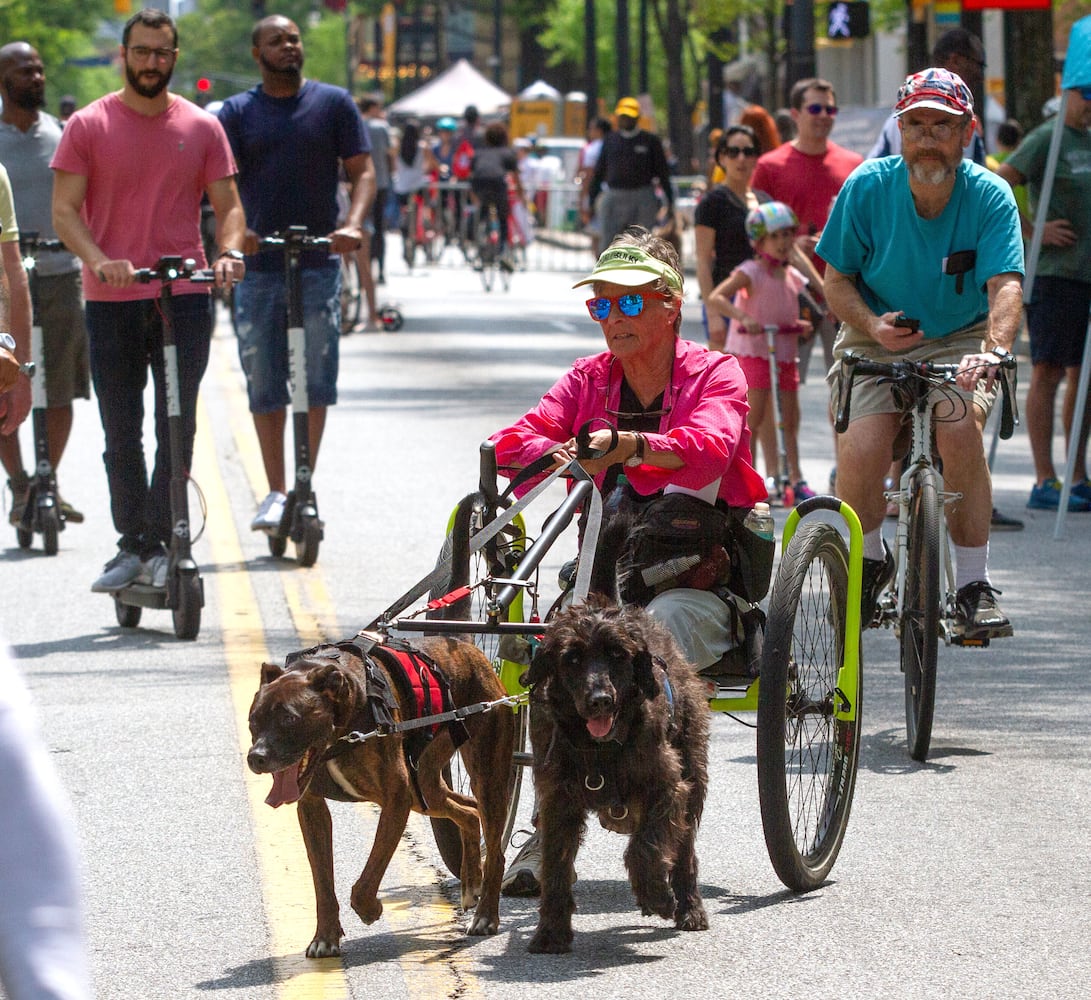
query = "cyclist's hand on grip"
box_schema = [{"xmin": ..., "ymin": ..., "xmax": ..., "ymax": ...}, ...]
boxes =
[
  {"xmin": 872, "ymin": 311, "xmax": 923, "ymax": 351},
  {"xmin": 94, "ymin": 259, "xmax": 136, "ymax": 288},
  {"xmin": 558, "ymin": 426, "xmax": 621, "ymax": 475},
  {"xmin": 212, "ymin": 254, "xmax": 245, "ymax": 290},
  {"xmin": 956, "ymin": 351, "xmax": 1007, "ymax": 393},
  {"xmin": 328, "ymin": 224, "xmax": 364, "ymax": 254}
]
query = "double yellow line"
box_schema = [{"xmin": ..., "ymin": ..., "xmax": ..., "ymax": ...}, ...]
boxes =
[{"xmin": 193, "ymin": 332, "xmax": 479, "ymax": 999}]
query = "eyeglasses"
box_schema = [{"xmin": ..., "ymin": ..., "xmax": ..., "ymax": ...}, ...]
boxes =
[
  {"xmin": 127, "ymin": 45, "xmax": 177, "ymax": 62},
  {"xmin": 586, "ymin": 291, "xmax": 672, "ymax": 321},
  {"xmin": 902, "ymin": 120, "xmax": 962, "ymax": 142},
  {"xmin": 804, "ymin": 103, "xmax": 838, "ymax": 116},
  {"xmin": 723, "ymin": 146, "xmax": 760, "ymax": 159}
]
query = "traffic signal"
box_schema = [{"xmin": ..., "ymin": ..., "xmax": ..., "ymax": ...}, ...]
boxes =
[
  {"xmin": 196, "ymin": 78, "xmax": 212, "ymax": 95},
  {"xmin": 827, "ymin": 2, "xmax": 870, "ymax": 40}
]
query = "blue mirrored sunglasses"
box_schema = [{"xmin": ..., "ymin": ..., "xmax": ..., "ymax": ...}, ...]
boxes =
[{"xmin": 586, "ymin": 291, "xmax": 672, "ymax": 320}]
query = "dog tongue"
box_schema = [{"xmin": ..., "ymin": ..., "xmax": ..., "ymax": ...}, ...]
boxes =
[
  {"xmin": 266, "ymin": 764, "xmax": 302, "ymax": 807},
  {"xmin": 586, "ymin": 715, "xmax": 615, "ymax": 739}
]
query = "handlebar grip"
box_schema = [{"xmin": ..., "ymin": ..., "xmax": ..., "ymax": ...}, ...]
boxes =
[
  {"xmin": 998, "ymin": 358, "xmax": 1018, "ymax": 440},
  {"xmin": 834, "ymin": 355, "xmax": 857, "ymax": 433},
  {"xmin": 479, "ymin": 440, "xmax": 501, "ymax": 506}
]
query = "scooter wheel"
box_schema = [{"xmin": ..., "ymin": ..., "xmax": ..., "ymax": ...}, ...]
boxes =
[
  {"xmin": 41, "ymin": 507, "xmax": 60, "ymax": 556},
  {"xmin": 115, "ymin": 598, "xmax": 142, "ymax": 629},
  {"xmin": 296, "ymin": 517, "xmax": 321, "ymax": 568},
  {"xmin": 173, "ymin": 573, "xmax": 202, "ymax": 641},
  {"xmin": 268, "ymin": 533, "xmax": 287, "ymax": 558},
  {"xmin": 16, "ymin": 525, "xmax": 32, "ymax": 549},
  {"xmin": 380, "ymin": 306, "xmax": 403, "ymax": 332}
]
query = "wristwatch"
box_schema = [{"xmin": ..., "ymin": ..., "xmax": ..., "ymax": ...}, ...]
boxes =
[
  {"xmin": 218, "ymin": 249, "xmax": 245, "ymax": 261},
  {"xmin": 989, "ymin": 347, "xmax": 1012, "ymax": 361},
  {"xmin": 625, "ymin": 432, "xmax": 646, "ymax": 467}
]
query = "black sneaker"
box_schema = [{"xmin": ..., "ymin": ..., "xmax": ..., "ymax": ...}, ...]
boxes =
[
  {"xmin": 860, "ymin": 543, "xmax": 895, "ymax": 628},
  {"xmin": 953, "ymin": 581, "xmax": 1013, "ymax": 640},
  {"xmin": 990, "ymin": 507, "xmax": 1024, "ymax": 532}
]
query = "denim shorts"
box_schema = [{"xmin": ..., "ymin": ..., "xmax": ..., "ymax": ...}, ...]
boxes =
[
  {"xmin": 234, "ymin": 266, "xmax": 340, "ymax": 413},
  {"xmin": 1025, "ymin": 275, "xmax": 1091, "ymax": 368}
]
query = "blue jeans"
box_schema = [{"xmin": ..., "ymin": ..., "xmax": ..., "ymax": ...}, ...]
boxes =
[
  {"xmin": 234, "ymin": 266, "xmax": 340, "ymax": 413},
  {"xmin": 85, "ymin": 294, "xmax": 212, "ymax": 556}
]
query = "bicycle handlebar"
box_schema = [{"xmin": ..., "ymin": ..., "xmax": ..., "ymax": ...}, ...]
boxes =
[
  {"xmin": 18, "ymin": 233, "xmax": 65, "ymax": 256},
  {"xmin": 133, "ymin": 257, "xmax": 215, "ymax": 284},
  {"xmin": 258, "ymin": 227, "xmax": 333, "ymax": 252},
  {"xmin": 834, "ymin": 350, "xmax": 1019, "ymax": 439}
]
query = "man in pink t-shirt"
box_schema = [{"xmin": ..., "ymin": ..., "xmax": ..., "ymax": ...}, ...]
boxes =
[
  {"xmin": 752, "ymin": 78, "xmax": 862, "ymax": 381},
  {"xmin": 52, "ymin": 8, "xmax": 246, "ymax": 594}
]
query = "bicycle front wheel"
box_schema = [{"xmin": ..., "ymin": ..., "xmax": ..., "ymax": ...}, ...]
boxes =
[
  {"xmin": 757, "ymin": 519, "xmax": 858, "ymax": 891},
  {"xmin": 901, "ymin": 466, "xmax": 940, "ymax": 761},
  {"xmin": 428, "ymin": 493, "xmax": 529, "ymax": 876}
]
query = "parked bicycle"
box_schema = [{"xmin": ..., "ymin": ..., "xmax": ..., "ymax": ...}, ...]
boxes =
[{"xmin": 834, "ymin": 350, "xmax": 1018, "ymax": 760}]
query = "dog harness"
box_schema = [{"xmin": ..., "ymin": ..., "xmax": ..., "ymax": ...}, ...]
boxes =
[{"xmin": 287, "ymin": 636, "xmax": 469, "ymax": 813}]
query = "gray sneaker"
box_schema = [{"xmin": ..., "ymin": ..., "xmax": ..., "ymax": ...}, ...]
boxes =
[
  {"xmin": 501, "ymin": 829, "xmax": 542, "ymax": 897},
  {"xmin": 138, "ymin": 552, "xmax": 169, "ymax": 589},
  {"xmin": 91, "ymin": 550, "xmax": 142, "ymax": 593},
  {"xmin": 251, "ymin": 490, "xmax": 287, "ymax": 532}
]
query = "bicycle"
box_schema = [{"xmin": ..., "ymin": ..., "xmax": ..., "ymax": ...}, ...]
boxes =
[
  {"xmin": 369, "ymin": 437, "xmax": 865, "ymax": 893},
  {"xmin": 400, "ymin": 186, "xmax": 438, "ymax": 271},
  {"xmin": 834, "ymin": 348, "xmax": 1018, "ymax": 761},
  {"xmin": 473, "ymin": 203, "xmax": 512, "ymax": 293}
]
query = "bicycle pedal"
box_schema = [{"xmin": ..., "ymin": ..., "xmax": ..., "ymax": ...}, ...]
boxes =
[{"xmin": 951, "ymin": 634, "xmax": 990, "ymax": 648}]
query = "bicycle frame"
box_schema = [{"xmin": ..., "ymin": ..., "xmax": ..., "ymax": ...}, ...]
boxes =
[{"xmin": 885, "ymin": 390, "xmax": 961, "ymax": 638}]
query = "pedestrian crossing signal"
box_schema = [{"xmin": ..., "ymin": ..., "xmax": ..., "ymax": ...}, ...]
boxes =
[{"xmin": 827, "ymin": 1, "xmax": 870, "ymax": 40}]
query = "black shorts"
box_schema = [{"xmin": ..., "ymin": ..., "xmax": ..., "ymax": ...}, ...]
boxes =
[{"xmin": 1025, "ymin": 275, "xmax": 1091, "ymax": 368}]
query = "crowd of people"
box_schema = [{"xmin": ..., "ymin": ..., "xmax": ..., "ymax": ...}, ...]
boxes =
[{"xmin": 2, "ymin": 10, "xmax": 1090, "ymax": 990}]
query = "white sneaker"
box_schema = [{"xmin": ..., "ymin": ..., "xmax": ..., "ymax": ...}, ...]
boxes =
[
  {"xmin": 90, "ymin": 550, "xmax": 142, "ymax": 593},
  {"xmin": 137, "ymin": 552, "xmax": 169, "ymax": 589},
  {"xmin": 501, "ymin": 830, "xmax": 542, "ymax": 897},
  {"xmin": 251, "ymin": 491, "xmax": 287, "ymax": 532}
]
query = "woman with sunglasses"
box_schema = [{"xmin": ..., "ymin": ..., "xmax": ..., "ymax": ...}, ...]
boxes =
[{"xmin": 491, "ymin": 227, "xmax": 766, "ymax": 516}]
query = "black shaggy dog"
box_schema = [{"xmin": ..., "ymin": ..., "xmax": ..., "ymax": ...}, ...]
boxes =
[{"xmin": 522, "ymin": 597, "xmax": 710, "ymax": 953}]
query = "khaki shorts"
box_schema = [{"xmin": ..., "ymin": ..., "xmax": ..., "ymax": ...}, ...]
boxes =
[
  {"xmin": 826, "ymin": 319, "xmax": 997, "ymax": 422},
  {"xmin": 38, "ymin": 271, "xmax": 90, "ymax": 407}
]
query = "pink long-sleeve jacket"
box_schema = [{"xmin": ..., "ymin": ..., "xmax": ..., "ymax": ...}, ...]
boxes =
[{"xmin": 489, "ymin": 337, "xmax": 767, "ymax": 508}]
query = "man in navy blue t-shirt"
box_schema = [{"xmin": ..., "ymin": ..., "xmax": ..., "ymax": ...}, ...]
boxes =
[{"xmin": 218, "ymin": 14, "xmax": 374, "ymax": 533}]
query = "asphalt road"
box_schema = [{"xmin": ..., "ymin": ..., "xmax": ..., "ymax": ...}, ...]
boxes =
[{"xmin": 2, "ymin": 249, "xmax": 1089, "ymax": 1000}]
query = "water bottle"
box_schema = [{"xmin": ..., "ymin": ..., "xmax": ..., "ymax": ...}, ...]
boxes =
[{"xmin": 743, "ymin": 501, "xmax": 775, "ymax": 541}]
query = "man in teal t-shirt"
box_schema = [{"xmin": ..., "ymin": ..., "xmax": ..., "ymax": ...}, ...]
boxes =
[
  {"xmin": 817, "ymin": 68, "xmax": 1024, "ymax": 642},
  {"xmin": 998, "ymin": 89, "xmax": 1091, "ymax": 513}
]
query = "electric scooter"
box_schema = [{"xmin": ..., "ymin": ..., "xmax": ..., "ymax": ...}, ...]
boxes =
[
  {"xmin": 13, "ymin": 233, "xmax": 66, "ymax": 554},
  {"xmin": 112, "ymin": 257, "xmax": 210, "ymax": 640},
  {"xmin": 257, "ymin": 227, "xmax": 325, "ymax": 566}
]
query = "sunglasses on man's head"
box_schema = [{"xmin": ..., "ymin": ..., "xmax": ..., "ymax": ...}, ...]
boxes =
[
  {"xmin": 804, "ymin": 103, "xmax": 839, "ymax": 116},
  {"xmin": 586, "ymin": 291, "xmax": 672, "ymax": 320},
  {"xmin": 723, "ymin": 145, "xmax": 760, "ymax": 159}
]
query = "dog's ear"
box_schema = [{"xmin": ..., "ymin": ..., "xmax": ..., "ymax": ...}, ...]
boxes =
[
  {"xmin": 631, "ymin": 643, "xmax": 660, "ymax": 702},
  {"xmin": 521, "ymin": 643, "xmax": 555, "ymax": 688},
  {"xmin": 308, "ymin": 663, "xmax": 355, "ymax": 726},
  {"xmin": 259, "ymin": 661, "xmax": 284, "ymax": 687}
]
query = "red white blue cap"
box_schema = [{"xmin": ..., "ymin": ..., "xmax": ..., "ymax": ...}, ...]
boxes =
[{"xmin": 893, "ymin": 68, "xmax": 974, "ymax": 118}]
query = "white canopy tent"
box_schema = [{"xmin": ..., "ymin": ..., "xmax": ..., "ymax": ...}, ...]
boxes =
[
  {"xmin": 1022, "ymin": 14, "xmax": 1091, "ymax": 538},
  {"xmin": 385, "ymin": 59, "xmax": 510, "ymax": 119},
  {"xmin": 517, "ymin": 79, "xmax": 562, "ymax": 101}
]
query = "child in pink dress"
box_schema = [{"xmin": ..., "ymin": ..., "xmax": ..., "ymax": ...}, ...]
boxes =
[{"xmin": 707, "ymin": 201, "xmax": 815, "ymax": 504}]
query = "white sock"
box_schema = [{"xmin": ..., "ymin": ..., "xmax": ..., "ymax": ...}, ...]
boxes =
[
  {"xmin": 864, "ymin": 527, "xmax": 885, "ymax": 562},
  {"xmin": 954, "ymin": 543, "xmax": 989, "ymax": 590}
]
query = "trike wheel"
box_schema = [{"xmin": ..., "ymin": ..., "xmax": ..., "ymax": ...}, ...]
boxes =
[
  {"xmin": 902, "ymin": 466, "xmax": 939, "ymax": 762},
  {"xmin": 16, "ymin": 524, "xmax": 32, "ymax": 549},
  {"xmin": 757, "ymin": 519, "xmax": 858, "ymax": 891},
  {"xmin": 172, "ymin": 572, "xmax": 203, "ymax": 641},
  {"xmin": 267, "ymin": 533, "xmax": 287, "ymax": 558},
  {"xmin": 115, "ymin": 598, "xmax": 142, "ymax": 629},
  {"xmin": 41, "ymin": 506, "xmax": 60, "ymax": 556},
  {"xmin": 427, "ymin": 493, "xmax": 529, "ymax": 877}
]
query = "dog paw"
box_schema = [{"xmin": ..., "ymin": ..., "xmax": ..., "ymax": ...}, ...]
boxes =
[
  {"xmin": 637, "ymin": 887, "xmax": 677, "ymax": 922},
  {"xmin": 350, "ymin": 893, "xmax": 383, "ymax": 925},
  {"xmin": 466, "ymin": 913, "xmax": 499, "ymax": 937},
  {"xmin": 305, "ymin": 937, "xmax": 342, "ymax": 959},
  {"xmin": 527, "ymin": 925, "xmax": 573, "ymax": 954},
  {"xmin": 675, "ymin": 902, "xmax": 709, "ymax": 932}
]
